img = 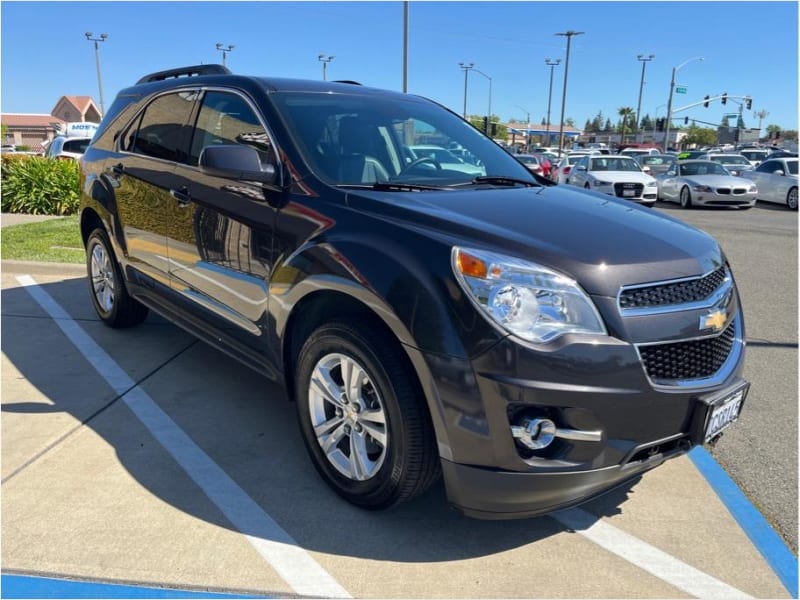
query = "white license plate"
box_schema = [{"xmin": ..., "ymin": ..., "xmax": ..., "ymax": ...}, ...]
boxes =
[
  {"xmin": 704, "ymin": 388, "xmax": 745, "ymax": 442},
  {"xmin": 623, "ymin": 189, "xmax": 635, "ymax": 197}
]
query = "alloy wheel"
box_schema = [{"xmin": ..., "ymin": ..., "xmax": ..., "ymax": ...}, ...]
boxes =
[{"xmin": 90, "ymin": 241, "xmax": 116, "ymax": 313}]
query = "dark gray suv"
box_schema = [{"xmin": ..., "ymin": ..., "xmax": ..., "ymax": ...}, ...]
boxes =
[{"xmin": 79, "ymin": 65, "xmax": 748, "ymax": 518}]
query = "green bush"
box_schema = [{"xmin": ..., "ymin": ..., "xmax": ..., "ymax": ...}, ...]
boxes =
[{"xmin": 1, "ymin": 155, "xmax": 80, "ymax": 215}]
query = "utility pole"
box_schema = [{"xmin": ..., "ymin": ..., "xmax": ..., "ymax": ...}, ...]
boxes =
[
  {"xmin": 664, "ymin": 56, "xmax": 703, "ymax": 152},
  {"xmin": 555, "ymin": 30, "xmax": 584, "ymax": 153},
  {"xmin": 459, "ymin": 62, "xmax": 474, "ymax": 119},
  {"xmin": 635, "ymin": 54, "xmax": 654, "ymax": 141},
  {"xmin": 545, "ymin": 58, "xmax": 561, "ymax": 147},
  {"xmin": 215, "ymin": 43, "xmax": 234, "ymax": 67},
  {"xmin": 85, "ymin": 32, "xmax": 108, "ymax": 117}
]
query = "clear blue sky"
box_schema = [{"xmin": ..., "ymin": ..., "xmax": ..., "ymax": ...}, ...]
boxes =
[{"xmin": 2, "ymin": 1, "xmax": 798, "ymax": 132}]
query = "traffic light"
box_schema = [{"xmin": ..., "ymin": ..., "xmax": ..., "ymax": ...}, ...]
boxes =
[
  {"xmin": 746, "ymin": 97, "xmax": 752, "ymax": 110},
  {"xmin": 703, "ymin": 95, "xmax": 710, "ymax": 108},
  {"xmin": 656, "ymin": 118, "xmax": 665, "ymax": 132},
  {"xmin": 721, "ymin": 92, "xmax": 727, "ymax": 105},
  {"xmin": 482, "ymin": 116, "xmax": 489, "ymax": 133},
  {"xmin": 684, "ymin": 116, "xmax": 689, "ymax": 125}
]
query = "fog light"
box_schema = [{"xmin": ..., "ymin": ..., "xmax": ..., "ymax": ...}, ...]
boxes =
[{"xmin": 511, "ymin": 418, "xmax": 557, "ymax": 450}]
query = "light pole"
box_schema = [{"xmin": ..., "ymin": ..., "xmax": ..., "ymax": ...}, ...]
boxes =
[
  {"xmin": 755, "ymin": 109, "xmax": 769, "ymax": 137},
  {"xmin": 555, "ymin": 30, "xmax": 583, "ymax": 153},
  {"xmin": 664, "ymin": 56, "xmax": 703, "ymax": 152},
  {"xmin": 215, "ymin": 43, "xmax": 234, "ymax": 67},
  {"xmin": 402, "ymin": 1, "xmax": 409, "ymax": 93},
  {"xmin": 458, "ymin": 62, "xmax": 474, "ymax": 119},
  {"xmin": 84, "ymin": 32, "xmax": 108, "ymax": 117},
  {"xmin": 653, "ymin": 103, "xmax": 667, "ymax": 140},
  {"xmin": 318, "ymin": 54, "xmax": 335, "ymax": 81},
  {"xmin": 635, "ymin": 54, "xmax": 655, "ymax": 141},
  {"xmin": 472, "ymin": 68, "xmax": 492, "ymax": 135},
  {"xmin": 545, "ymin": 58, "xmax": 561, "ymax": 147}
]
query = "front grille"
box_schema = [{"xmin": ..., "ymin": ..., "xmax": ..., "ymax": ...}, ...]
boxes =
[
  {"xmin": 619, "ymin": 267, "xmax": 727, "ymax": 310},
  {"xmin": 639, "ymin": 319, "xmax": 737, "ymax": 382},
  {"xmin": 717, "ymin": 188, "xmax": 731, "ymax": 195},
  {"xmin": 614, "ymin": 182, "xmax": 643, "ymax": 197},
  {"xmin": 732, "ymin": 188, "xmax": 748, "ymax": 195}
]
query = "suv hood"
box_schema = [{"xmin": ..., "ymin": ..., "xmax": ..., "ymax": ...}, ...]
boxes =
[{"xmin": 346, "ymin": 185, "xmax": 722, "ymax": 298}]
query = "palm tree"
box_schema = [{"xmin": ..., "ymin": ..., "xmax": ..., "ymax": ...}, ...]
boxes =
[{"xmin": 618, "ymin": 107, "xmax": 636, "ymax": 144}]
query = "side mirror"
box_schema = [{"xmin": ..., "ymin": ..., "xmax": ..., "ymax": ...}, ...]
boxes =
[
  {"xmin": 199, "ymin": 145, "xmax": 277, "ymax": 185},
  {"xmin": 774, "ymin": 170, "xmax": 785, "ymax": 176},
  {"xmin": 576, "ymin": 165, "xmax": 587, "ymax": 171}
]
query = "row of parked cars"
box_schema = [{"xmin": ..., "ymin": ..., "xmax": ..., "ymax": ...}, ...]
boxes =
[{"xmin": 528, "ymin": 146, "xmax": 797, "ymax": 211}]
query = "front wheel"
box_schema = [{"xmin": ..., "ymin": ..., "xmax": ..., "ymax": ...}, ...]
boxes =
[
  {"xmin": 86, "ymin": 228, "xmax": 148, "ymax": 328},
  {"xmin": 787, "ymin": 187, "xmax": 798, "ymax": 210},
  {"xmin": 680, "ymin": 186, "xmax": 693, "ymax": 208},
  {"xmin": 295, "ymin": 320, "xmax": 439, "ymax": 510}
]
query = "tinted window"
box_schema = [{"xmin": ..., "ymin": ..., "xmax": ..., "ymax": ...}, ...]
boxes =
[
  {"xmin": 128, "ymin": 91, "xmax": 197, "ymax": 162},
  {"xmin": 756, "ymin": 160, "xmax": 781, "ymax": 173},
  {"xmin": 787, "ymin": 160, "xmax": 798, "ymax": 175},
  {"xmin": 62, "ymin": 139, "xmax": 90, "ymax": 154},
  {"xmin": 189, "ymin": 91, "xmax": 273, "ymax": 166}
]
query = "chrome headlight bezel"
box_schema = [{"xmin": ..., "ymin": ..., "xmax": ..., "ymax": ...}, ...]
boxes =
[{"xmin": 451, "ymin": 247, "xmax": 607, "ymax": 344}]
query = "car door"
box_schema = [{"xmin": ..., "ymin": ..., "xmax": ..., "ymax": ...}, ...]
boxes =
[
  {"xmin": 570, "ymin": 156, "xmax": 588, "ymax": 186},
  {"xmin": 749, "ymin": 160, "xmax": 784, "ymax": 202},
  {"xmin": 168, "ymin": 89, "xmax": 280, "ymax": 365},
  {"xmin": 108, "ymin": 90, "xmax": 198, "ymax": 287},
  {"xmin": 660, "ymin": 163, "xmax": 683, "ymax": 201}
]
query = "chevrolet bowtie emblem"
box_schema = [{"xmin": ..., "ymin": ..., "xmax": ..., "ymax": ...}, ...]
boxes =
[{"xmin": 701, "ymin": 309, "xmax": 727, "ymax": 332}]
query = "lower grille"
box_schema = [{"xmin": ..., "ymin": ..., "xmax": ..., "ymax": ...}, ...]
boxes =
[
  {"xmin": 613, "ymin": 182, "xmax": 643, "ymax": 198},
  {"xmin": 639, "ymin": 319, "xmax": 737, "ymax": 382}
]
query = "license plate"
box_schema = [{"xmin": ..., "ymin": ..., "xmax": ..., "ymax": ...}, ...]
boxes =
[
  {"xmin": 704, "ymin": 387, "xmax": 746, "ymax": 442},
  {"xmin": 623, "ymin": 190, "xmax": 635, "ymax": 197}
]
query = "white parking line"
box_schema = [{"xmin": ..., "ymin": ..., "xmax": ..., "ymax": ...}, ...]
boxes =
[
  {"xmin": 553, "ymin": 507, "xmax": 753, "ymax": 599},
  {"xmin": 16, "ymin": 275, "xmax": 351, "ymax": 599}
]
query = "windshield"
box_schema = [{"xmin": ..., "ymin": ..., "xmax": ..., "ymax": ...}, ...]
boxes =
[
  {"xmin": 269, "ymin": 91, "xmax": 533, "ymax": 186},
  {"xmin": 642, "ymin": 156, "xmax": 675, "ymax": 166},
  {"xmin": 589, "ymin": 157, "xmax": 641, "ymax": 172},
  {"xmin": 679, "ymin": 162, "xmax": 729, "ymax": 176},
  {"xmin": 711, "ymin": 155, "xmax": 750, "ymax": 166},
  {"xmin": 740, "ymin": 151, "xmax": 767, "ymax": 160}
]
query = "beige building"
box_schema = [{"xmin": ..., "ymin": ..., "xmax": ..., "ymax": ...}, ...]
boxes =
[{"xmin": 2, "ymin": 96, "xmax": 101, "ymax": 152}]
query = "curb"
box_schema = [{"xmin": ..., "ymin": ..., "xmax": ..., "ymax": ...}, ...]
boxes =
[{"xmin": 2, "ymin": 260, "xmax": 86, "ymax": 276}]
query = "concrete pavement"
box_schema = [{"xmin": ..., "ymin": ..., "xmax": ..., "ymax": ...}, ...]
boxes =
[{"xmin": 1, "ymin": 261, "xmax": 795, "ymax": 598}]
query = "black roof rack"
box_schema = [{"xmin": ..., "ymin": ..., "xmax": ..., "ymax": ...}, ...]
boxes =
[
  {"xmin": 136, "ymin": 64, "xmax": 231, "ymax": 85},
  {"xmin": 332, "ymin": 80, "xmax": 362, "ymax": 86}
]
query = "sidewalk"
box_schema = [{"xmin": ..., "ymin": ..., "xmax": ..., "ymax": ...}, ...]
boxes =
[{"xmin": 1, "ymin": 213, "xmax": 65, "ymax": 228}]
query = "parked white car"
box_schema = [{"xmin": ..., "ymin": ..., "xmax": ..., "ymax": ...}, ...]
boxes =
[
  {"xmin": 567, "ymin": 155, "xmax": 658, "ymax": 205},
  {"xmin": 44, "ymin": 136, "xmax": 92, "ymax": 161},
  {"xmin": 738, "ymin": 148, "xmax": 770, "ymax": 167},
  {"xmin": 656, "ymin": 160, "xmax": 757, "ymax": 209},
  {"xmin": 740, "ymin": 158, "xmax": 798, "ymax": 210},
  {"xmin": 700, "ymin": 153, "xmax": 754, "ymax": 177}
]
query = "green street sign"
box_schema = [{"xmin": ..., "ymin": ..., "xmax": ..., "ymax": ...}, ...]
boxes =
[{"xmin": 676, "ymin": 86, "xmax": 687, "ymax": 94}]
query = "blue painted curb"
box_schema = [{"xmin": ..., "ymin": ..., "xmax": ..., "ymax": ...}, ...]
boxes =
[
  {"xmin": 690, "ymin": 446, "xmax": 798, "ymax": 597},
  {"xmin": 1, "ymin": 574, "xmax": 264, "ymax": 599}
]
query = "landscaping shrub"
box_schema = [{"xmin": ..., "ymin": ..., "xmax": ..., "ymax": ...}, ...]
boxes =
[{"xmin": 1, "ymin": 155, "xmax": 80, "ymax": 215}]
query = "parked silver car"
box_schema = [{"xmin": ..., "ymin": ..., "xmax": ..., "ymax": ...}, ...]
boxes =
[
  {"xmin": 656, "ymin": 160, "xmax": 757, "ymax": 209},
  {"xmin": 700, "ymin": 153, "xmax": 754, "ymax": 177},
  {"xmin": 740, "ymin": 157, "xmax": 798, "ymax": 210}
]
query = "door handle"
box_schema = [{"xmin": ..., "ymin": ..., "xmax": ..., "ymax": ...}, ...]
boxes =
[
  {"xmin": 112, "ymin": 163, "xmax": 124, "ymax": 175},
  {"xmin": 170, "ymin": 187, "xmax": 192, "ymax": 207}
]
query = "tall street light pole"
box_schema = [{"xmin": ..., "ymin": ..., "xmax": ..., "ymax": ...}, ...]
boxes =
[
  {"xmin": 215, "ymin": 43, "xmax": 235, "ymax": 67},
  {"xmin": 318, "ymin": 54, "xmax": 335, "ymax": 80},
  {"xmin": 459, "ymin": 62, "xmax": 474, "ymax": 119},
  {"xmin": 85, "ymin": 32, "xmax": 108, "ymax": 117},
  {"xmin": 472, "ymin": 68, "xmax": 492, "ymax": 135},
  {"xmin": 635, "ymin": 54, "xmax": 655, "ymax": 141},
  {"xmin": 402, "ymin": 1, "xmax": 409, "ymax": 93},
  {"xmin": 664, "ymin": 56, "xmax": 703, "ymax": 152},
  {"xmin": 544, "ymin": 58, "xmax": 561, "ymax": 147},
  {"xmin": 555, "ymin": 30, "xmax": 583, "ymax": 154}
]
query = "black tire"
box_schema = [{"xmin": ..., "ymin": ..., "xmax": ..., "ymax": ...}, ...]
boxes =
[
  {"xmin": 584, "ymin": 183, "xmax": 591, "ymax": 189},
  {"xmin": 295, "ymin": 319, "xmax": 439, "ymax": 510},
  {"xmin": 86, "ymin": 228, "xmax": 149, "ymax": 328},
  {"xmin": 787, "ymin": 187, "xmax": 798, "ymax": 211},
  {"xmin": 679, "ymin": 186, "xmax": 693, "ymax": 209}
]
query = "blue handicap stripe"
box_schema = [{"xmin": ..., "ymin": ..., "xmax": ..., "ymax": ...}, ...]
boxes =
[
  {"xmin": 690, "ymin": 447, "xmax": 798, "ymax": 596},
  {"xmin": 1, "ymin": 574, "xmax": 264, "ymax": 599}
]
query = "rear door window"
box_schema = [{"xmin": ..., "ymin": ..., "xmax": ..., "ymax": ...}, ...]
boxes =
[{"xmin": 124, "ymin": 91, "xmax": 198, "ymax": 162}]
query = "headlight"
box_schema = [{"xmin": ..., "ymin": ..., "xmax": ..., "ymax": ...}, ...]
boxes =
[
  {"xmin": 748, "ymin": 186, "xmax": 757, "ymax": 193},
  {"xmin": 593, "ymin": 180, "xmax": 612, "ymax": 187},
  {"xmin": 452, "ymin": 247, "xmax": 607, "ymax": 344},
  {"xmin": 646, "ymin": 180, "xmax": 658, "ymax": 187},
  {"xmin": 692, "ymin": 185, "xmax": 713, "ymax": 192}
]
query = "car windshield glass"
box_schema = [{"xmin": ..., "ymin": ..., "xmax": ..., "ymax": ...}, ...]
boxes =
[
  {"xmin": 269, "ymin": 91, "xmax": 533, "ymax": 187},
  {"xmin": 680, "ymin": 162, "xmax": 729, "ymax": 176},
  {"xmin": 713, "ymin": 156, "xmax": 749, "ymax": 165},
  {"xmin": 590, "ymin": 157, "xmax": 641, "ymax": 172},
  {"xmin": 740, "ymin": 151, "xmax": 766, "ymax": 160}
]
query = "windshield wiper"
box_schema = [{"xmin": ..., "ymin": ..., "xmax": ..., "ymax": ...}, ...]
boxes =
[
  {"xmin": 458, "ymin": 175, "xmax": 542, "ymax": 188},
  {"xmin": 337, "ymin": 181, "xmax": 448, "ymax": 192}
]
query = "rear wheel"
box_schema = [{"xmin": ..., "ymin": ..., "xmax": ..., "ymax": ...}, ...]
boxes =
[
  {"xmin": 86, "ymin": 228, "xmax": 148, "ymax": 328},
  {"xmin": 679, "ymin": 186, "xmax": 693, "ymax": 208},
  {"xmin": 787, "ymin": 187, "xmax": 798, "ymax": 210},
  {"xmin": 295, "ymin": 320, "xmax": 439, "ymax": 510}
]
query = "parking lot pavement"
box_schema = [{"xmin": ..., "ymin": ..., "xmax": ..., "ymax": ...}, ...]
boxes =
[{"xmin": 1, "ymin": 263, "xmax": 794, "ymax": 599}]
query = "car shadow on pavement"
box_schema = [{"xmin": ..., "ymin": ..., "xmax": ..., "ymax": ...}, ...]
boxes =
[{"xmin": 1, "ymin": 276, "xmax": 642, "ymax": 565}]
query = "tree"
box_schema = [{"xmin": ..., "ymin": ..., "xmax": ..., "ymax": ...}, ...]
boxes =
[
  {"xmin": 766, "ymin": 124, "xmax": 781, "ymax": 138},
  {"xmin": 592, "ymin": 111, "xmax": 604, "ymax": 132},
  {"xmin": 1, "ymin": 123, "xmax": 8, "ymax": 141},
  {"xmin": 565, "ymin": 117, "xmax": 575, "ymax": 127},
  {"xmin": 682, "ymin": 125, "xmax": 717, "ymax": 147},
  {"xmin": 640, "ymin": 114, "xmax": 652, "ymax": 131},
  {"xmin": 617, "ymin": 106, "xmax": 635, "ymax": 142},
  {"xmin": 604, "ymin": 118, "xmax": 613, "ymax": 132},
  {"xmin": 583, "ymin": 118, "xmax": 593, "ymax": 132}
]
